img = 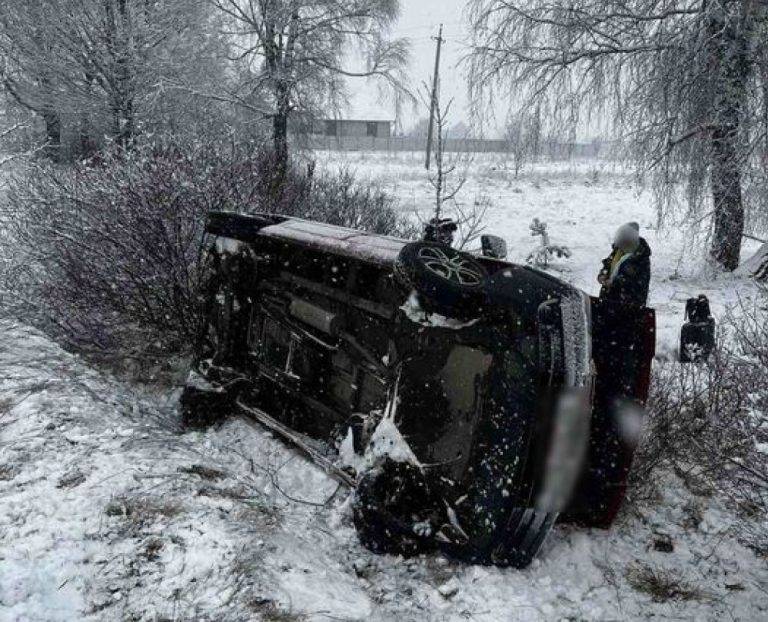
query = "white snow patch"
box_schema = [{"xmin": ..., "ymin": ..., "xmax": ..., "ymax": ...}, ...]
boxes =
[
  {"xmin": 184, "ymin": 368, "xmax": 220, "ymax": 392},
  {"xmin": 261, "ymin": 217, "xmax": 406, "ymax": 264},
  {"xmin": 337, "ymin": 426, "xmax": 367, "ymax": 474},
  {"xmin": 400, "ymin": 291, "xmax": 479, "ymax": 329},
  {"xmin": 366, "ymin": 413, "xmax": 420, "ymax": 466}
]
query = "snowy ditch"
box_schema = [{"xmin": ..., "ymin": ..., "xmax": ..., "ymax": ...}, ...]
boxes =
[{"xmin": 1, "ymin": 319, "xmax": 767, "ymax": 621}]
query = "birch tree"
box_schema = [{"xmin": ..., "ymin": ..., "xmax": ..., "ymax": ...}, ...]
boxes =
[
  {"xmin": 210, "ymin": 0, "xmax": 409, "ymax": 172},
  {"xmin": 506, "ymin": 109, "xmax": 541, "ymax": 177},
  {"xmin": 0, "ymin": 2, "xmax": 65, "ymax": 158},
  {"xmin": 0, "ymin": 0, "xmax": 225, "ymax": 158},
  {"xmin": 469, "ymin": 0, "xmax": 768, "ymax": 270}
]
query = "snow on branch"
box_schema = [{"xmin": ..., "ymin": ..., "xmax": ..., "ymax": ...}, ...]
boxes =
[{"xmin": 526, "ymin": 218, "xmax": 572, "ymax": 268}]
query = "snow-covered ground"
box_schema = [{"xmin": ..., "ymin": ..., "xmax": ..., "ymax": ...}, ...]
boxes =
[
  {"xmin": 2, "ymin": 155, "xmax": 768, "ymax": 621},
  {"xmin": 2, "ymin": 321, "xmax": 767, "ymax": 621}
]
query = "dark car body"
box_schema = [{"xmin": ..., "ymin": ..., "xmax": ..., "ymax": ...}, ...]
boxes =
[{"xmin": 183, "ymin": 211, "xmax": 656, "ymax": 567}]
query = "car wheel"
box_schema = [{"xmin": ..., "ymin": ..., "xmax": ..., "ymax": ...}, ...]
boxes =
[
  {"xmin": 353, "ymin": 460, "xmax": 439, "ymax": 557},
  {"xmin": 490, "ymin": 508, "xmax": 558, "ymax": 568},
  {"xmin": 395, "ymin": 242, "xmax": 489, "ymax": 319}
]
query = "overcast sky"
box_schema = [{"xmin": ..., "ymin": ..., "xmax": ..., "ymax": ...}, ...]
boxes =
[
  {"xmin": 347, "ymin": 0, "xmax": 475, "ymax": 133},
  {"xmin": 396, "ymin": 0, "xmax": 471, "ymax": 128}
]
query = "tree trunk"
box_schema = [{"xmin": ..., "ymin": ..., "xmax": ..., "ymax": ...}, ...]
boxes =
[
  {"xmin": 41, "ymin": 109, "xmax": 61, "ymax": 162},
  {"xmin": 706, "ymin": 1, "xmax": 753, "ymax": 271},
  {"xmin": 119, "ymin": 99, "xmax": 135, "ymax": 147},
  {"xmin": 107, "ymin": 0, "xmax": 134, "ymax": 149},
  {"xmin": 78, "ymin": 73, "xmax": 98, "ymax": 158},
  {"xmin": 109, "ymin": 98, "xmax": 135, "ymax": 148},
  {"xmin": 269, "ymin": 80, "xmax": 291, "ymax": 202},
  {"xmin": 272, "ymin": 106, "xmax": 289, "ymax": 175},
  {"xmin": 710, "ymin": 125, "xmax": 744, "ymax": 270}
]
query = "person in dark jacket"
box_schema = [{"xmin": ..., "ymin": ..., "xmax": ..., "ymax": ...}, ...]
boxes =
[{"xmin": 597, "ymin": 222, "xmax": 651, "ymax": 307}]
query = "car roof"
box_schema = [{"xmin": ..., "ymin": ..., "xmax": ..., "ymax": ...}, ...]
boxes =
[{"xmin": 229, "ymin": 213, "xmax": 410, "ymax": 266}]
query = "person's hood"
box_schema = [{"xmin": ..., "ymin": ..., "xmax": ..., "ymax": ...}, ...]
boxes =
[
  {"xmin": 634, "ymin": 237, "xmax": 651, "ymax": 259},
  {"xmin": 609, "ymin": 237, "xmax": 651, "ymax": 259}
]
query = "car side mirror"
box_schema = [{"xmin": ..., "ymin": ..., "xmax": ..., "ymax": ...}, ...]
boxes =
[{"xmin": 481, "ymin": 235, "xmax": 508, "ymax": 260}]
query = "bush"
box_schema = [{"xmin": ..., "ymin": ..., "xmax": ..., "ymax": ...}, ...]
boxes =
[
  {"xmin": 630, "ymin": 302, "xmax": 768, "ymax": 537},
  {"xmin": 0, "ymin": 137, "xmax": 414, "ymax": 358},
  {"xmin": 299, "ymin": 167, "xmax": 416, "ymax": 237}
]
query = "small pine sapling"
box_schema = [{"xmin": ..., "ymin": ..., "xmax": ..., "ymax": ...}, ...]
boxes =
[{"xmin": 526, "ymin": 218, "xmax": 572, "ymax": 267}]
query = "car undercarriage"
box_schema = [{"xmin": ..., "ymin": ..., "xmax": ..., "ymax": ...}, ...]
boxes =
[{"xmin": 181, "ymin": 211, "xmax": 656, "ymax": 568}]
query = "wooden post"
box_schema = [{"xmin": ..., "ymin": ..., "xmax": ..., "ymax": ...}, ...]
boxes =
[{"xmin": 425, "ymin": 24, "xmax": 444, "ymax": 170}]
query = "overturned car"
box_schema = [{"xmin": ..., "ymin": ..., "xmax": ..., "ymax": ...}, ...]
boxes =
[{"xmin": 181, "ymin": 212, "xmax": 655, "ymax": 568}]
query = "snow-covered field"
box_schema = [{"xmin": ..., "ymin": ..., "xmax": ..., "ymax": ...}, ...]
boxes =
[{"xmin": 2, "ymin": 155, "xmax": 768, "ymax": 621}]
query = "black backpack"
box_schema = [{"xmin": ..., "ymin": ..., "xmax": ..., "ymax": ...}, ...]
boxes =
[
  {"xmin": 685, "ymin": 295, "xmax": 711, "ymax": 323},
  {"xmin": 680, "ymin": 295, "xmax": 715, "ymax": 363}
]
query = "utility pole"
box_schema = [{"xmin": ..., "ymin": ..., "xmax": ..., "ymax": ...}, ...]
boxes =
[{"xmin": 425, "ymin": 23, "xmax": 444, "ymax": 170}]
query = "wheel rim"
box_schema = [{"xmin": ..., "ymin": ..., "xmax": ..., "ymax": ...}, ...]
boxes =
[{"xmin": 418, "ymin": 246, "xmax": 484, "ymax": 286}]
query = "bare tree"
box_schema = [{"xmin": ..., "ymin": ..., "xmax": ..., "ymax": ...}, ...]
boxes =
[
  {"xmin": 0, "ymin": 118, "xmax": 38, "ymax": 170},
  {"xmin": 469, "ymin": 1, "xmax": 768, "ymax": 270},
  {"xmin": 210, "ymin": 0, "xmax": 409, "ymax": 172},
  {"xmin": 428, "ymin": 96, "xmax": 467, "ymax": 221},
  {"xmin": 0, "ymin": 0, "xmax": 226, "ymax": 158},
  {"xmin": 505, "ymin": 109, "xmax": 541, "ymax": 177},
  {"xmin": 0, "ymin": 2, "xmax": 65, "ymax": 158},
  {"xmin": 419, "ymin": 86, "xmax": 488, "ymax": 249}
]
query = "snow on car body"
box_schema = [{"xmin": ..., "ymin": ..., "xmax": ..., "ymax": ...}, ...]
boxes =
[{"xmin": 182, "ymin": 211, "xmax": 656, "ymax": 568}]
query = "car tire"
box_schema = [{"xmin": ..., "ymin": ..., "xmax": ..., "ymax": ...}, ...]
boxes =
[
  {"xmin": 490, "ymin": 508, "xmax": 558, "ymax": 568},
  {"xmin": 395, "ymin": 242, "xmax": 489, "ymax": 319},
  {"xmin": 353, "ymin": 460, "xmax": 439, "ymax": 557}
]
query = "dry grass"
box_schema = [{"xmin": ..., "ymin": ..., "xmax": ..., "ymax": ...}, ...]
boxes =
[
  {"xmin": 105, "ymin": 495, "xmax": 183, "ymax": 528},
  {"xmin": 248, "ymin": 598, "xmax": 307, "ymax": 622},
  {"xmin": 56, "ymin": 469, "xmax": 86, "ymax": 489},
  {"xmin": 625, "ymin": 563, "xmax": 709, "ymax": 603},
  {"xmin": 0, "ymin": 464, "xmax": 16, "ymax": 481},
  {"xmin": 178, "ymin": 463, "xmax": 227, "ymax": 481},
  {"xmin": 141, "ymin": 537, "xmax": 164, "ymax": 561},
  {"xmin": 629, "ymin": 318, "xmax": 768, "ymax": 521}
]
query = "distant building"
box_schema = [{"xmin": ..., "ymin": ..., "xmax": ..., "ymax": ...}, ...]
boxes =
[
  {"xmin": 290, "ymin": 88, "xmax": 397, "ymax": 143},
  {"xmin": 311, "ymin": 117, "xmax": 394, "ymax": 139},
  {"xmin": 302, "ymin": 91, "xmax": 396, "ymax": 139}
]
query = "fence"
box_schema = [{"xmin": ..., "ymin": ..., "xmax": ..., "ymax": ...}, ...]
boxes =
[{"xmin": 290, "ymin": 134, "xmax": 612, "ymax": 159}]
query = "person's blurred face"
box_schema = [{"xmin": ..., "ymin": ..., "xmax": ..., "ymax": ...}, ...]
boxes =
[{"xmin": 614, "ymin": 227, "xmax": 639, "ymax": 253}]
